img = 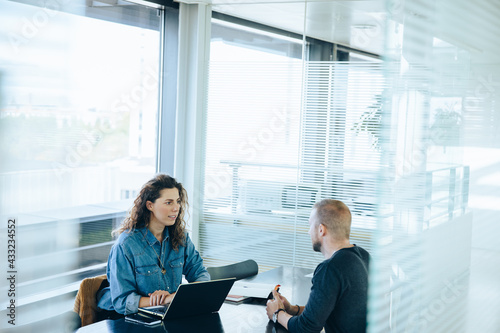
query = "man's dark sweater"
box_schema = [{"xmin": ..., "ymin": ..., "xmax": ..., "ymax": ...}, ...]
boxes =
[{"xmin": 287, "ymin": 245, "xmax": 370, "ymax": 333}]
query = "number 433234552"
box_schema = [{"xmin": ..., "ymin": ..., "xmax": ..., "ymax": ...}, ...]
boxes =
[{"xmin": 7, "ymin": 219, "xmax": 16, "ymax": 268}]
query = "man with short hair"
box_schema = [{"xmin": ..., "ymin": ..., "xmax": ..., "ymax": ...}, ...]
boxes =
[{"xmin": 266, "ymin": 199, "xmax": 370, "ymax": 333}]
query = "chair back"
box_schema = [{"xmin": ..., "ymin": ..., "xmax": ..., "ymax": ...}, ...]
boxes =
[
  {"xmin": 207, "ymin": 259, "xmax": 258, "ymax": 281},
  {"xmin": 73, "ymin": 274, "xmax": 109, "ymax": 327}
]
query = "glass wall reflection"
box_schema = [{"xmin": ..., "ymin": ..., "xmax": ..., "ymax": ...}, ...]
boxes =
[{"xmin": 0, "ymin": 1, "xmax": 161, "ymax": 331}]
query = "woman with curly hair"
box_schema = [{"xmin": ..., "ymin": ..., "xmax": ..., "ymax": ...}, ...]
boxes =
[{"xmin": 97, "ymin": 174, "xmax": 210, "ymax": 315}]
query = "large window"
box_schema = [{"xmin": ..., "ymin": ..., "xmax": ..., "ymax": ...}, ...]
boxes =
[
  {"xmin": 0, "ymin": 1, "xmax": 161, "ymax": 214},
  {"xmin": 199, "ymin": 17, "xmax": 385, "ymax": 271},
  {"xmin": 0, "ymin": 1, "xmax": 162, "ymax": 329},
  {"xmin": 202, "ymin": 19, "xmax": 305, "ymax": 270}
]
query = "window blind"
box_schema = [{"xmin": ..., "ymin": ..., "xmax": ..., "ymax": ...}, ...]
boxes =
[{"xmin": 200, "ymin": 57, "xmax": 386, "ymax": 271}]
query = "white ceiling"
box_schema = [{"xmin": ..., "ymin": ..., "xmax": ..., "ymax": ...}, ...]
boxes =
[
  {"xmin": 210, "ymin": 0, "xmax": 386, "ymax": 55},
  {"xmin": 176, "ymin": 0, "xmax": 500, "ymax": 64}
]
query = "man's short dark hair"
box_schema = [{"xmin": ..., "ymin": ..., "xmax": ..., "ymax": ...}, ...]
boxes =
[{"xmin": 313, "ymin": 199, "xmax": 352, "ymax": 240}]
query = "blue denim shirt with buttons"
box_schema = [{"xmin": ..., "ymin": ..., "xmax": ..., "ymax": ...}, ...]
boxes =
[{"xmin": 97, "ymin": 227, "xmax": 210, "ymax": 315}]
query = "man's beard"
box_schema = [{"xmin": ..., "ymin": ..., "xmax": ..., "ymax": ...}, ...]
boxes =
[{"xmin": 312, "ymin": 240, "xmax": 321, "ymax": 253}]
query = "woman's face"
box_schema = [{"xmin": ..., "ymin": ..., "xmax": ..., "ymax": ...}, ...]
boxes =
[{"xmin": 147, "ymin": 188, "xmax": 181, "ymax": 228}]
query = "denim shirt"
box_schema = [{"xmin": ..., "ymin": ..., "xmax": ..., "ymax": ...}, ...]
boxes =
[{"xmin": 97, "ymin": 227, "xmax": 210, "ymax": 315}]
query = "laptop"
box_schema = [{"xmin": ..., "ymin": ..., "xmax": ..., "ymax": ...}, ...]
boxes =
[{"xmin": 137, "ymin": 278, "xmax": 236, "ymax": 320}]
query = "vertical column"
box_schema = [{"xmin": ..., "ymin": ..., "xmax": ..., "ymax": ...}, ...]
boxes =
[
  {"xmin": 174, "ymin": 2, "xmax": 212, "ymax": 247},
  {"xmin": 157, "ymin": 7, "xmax": 180, "ymax": 176}
]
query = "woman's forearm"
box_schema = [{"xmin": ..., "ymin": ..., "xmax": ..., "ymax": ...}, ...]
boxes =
[{"xmin": 139, "ymin": 296, "xmax": 151, "ymax": 308}]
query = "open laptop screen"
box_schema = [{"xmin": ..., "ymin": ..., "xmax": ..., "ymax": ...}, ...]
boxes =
[{"xmin": 138, "ymin": 278, "xmax": 236, "ymax": 320}]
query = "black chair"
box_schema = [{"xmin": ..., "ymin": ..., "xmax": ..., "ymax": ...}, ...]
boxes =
[{"xmin": 207, "ymin": 259, "xmax": 258, "ymax": 281}]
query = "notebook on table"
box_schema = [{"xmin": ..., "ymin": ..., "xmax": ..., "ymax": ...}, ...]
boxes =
[{"xmin": 136, "ymin": 278, "xmax": 236, "ymax": 321}]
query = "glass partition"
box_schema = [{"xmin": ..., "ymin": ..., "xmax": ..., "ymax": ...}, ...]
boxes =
[
  {"xmin": 0, "ymin": 1, "xmax": 161, "ymax": 330},
  {"xmin": 199, "ymin": 0, "xmax": 499, "ymax": 332}
]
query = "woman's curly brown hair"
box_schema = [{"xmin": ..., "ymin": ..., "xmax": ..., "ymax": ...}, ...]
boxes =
[{"xmin": 113, "ymin": 174, "xmax": 188, "ymax": 251}]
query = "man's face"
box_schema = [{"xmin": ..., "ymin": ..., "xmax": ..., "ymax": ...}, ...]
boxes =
[{"xmin": 308, "ymin": 209, "xmax": 321, "ymax": 253}]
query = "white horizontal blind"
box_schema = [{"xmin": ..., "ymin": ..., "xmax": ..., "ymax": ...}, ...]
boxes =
[
  {"xmin": 200, "ymin": 59, "xmax": 306, "ymax": 271},
  {"xmin": 200, "ymin": 55, "xmax": 386, "ymax": 271},
  {"xmin": 299, "ymin": 61, "xmax": 385, "ymax": 260}
]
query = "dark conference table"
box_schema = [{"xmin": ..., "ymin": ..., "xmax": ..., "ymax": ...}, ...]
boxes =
[{"xmin": 76, "ymin": 266, "xmax": 313, "ymax": 333}]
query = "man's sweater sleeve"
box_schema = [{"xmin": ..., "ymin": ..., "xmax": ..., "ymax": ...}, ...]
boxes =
[{"xmin": 287, "ymin": 261, "xmax": 341, "ymax": 333}]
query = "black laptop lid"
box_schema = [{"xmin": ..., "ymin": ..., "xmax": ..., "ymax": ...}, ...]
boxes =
[{"xmin": 164, "ymin": 278, "xmax": 236, "ymax": 320}]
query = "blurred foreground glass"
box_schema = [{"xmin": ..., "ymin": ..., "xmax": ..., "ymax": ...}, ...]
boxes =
[{"xmin": 0, "ymin": 1, "xmax": 161, "ymax": 331}]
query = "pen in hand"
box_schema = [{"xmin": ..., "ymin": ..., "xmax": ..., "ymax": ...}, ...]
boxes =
[{"xmin": 267, "ymin": 284, "xmax": 281, "ymax": 300}]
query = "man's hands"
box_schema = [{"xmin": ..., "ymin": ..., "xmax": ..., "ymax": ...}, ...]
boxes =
[
  {"xmin": 266, "ymin": 290, "xmax": 293, "ymax": 329},
  {"xmin": 148, "ymin": 290, "xmax": 175, "ymax": 306},
  {"xmin": 266, "ymin": 290, "xmax": 286, "ymax": 320},
  {"xmin": 279, "ymin": 291, "xmax": 293, "ymax": 313}
]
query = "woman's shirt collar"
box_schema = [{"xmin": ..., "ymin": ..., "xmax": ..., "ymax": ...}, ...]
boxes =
[{"xmin": 139, "ymin": 227, "xmax": 170, "ymax": 245}]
